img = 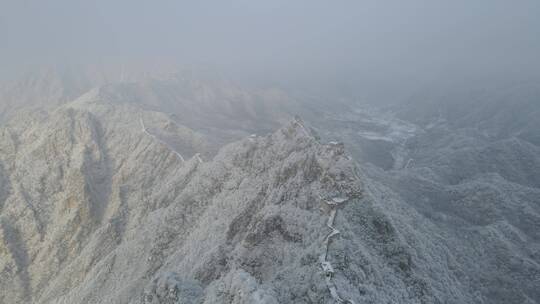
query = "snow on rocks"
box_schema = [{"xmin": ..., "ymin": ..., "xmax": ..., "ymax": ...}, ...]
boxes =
[
  {"xmin": 319, "ymin": 194, "xmax": 356, "ymax": 304},
  {"xmin": 140, "ymin": 116, "xmax": 185, "ymax": 162},
  {"xmin": 142, "ymin": 272, "xmax": 203, "ymax": 304}
]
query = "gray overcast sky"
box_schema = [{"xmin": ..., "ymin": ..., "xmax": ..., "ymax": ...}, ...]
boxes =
[{"xmin": 1, "ymin": 0, "xmax": 540, "ymax": 95}]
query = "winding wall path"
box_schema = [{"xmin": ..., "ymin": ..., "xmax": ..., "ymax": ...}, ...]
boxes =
[
  {"xmin": 139, "ymin": 117, "xmax": 185, "ymax": 162},
  {"xmin": 320, "ymin": 196, "xmax": 355, "ymax": 304}
]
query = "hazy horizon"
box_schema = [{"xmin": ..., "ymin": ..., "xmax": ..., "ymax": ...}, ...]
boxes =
[{"xmin": 2, "ymin": 0, "xmax": 540, "ymax": 101}]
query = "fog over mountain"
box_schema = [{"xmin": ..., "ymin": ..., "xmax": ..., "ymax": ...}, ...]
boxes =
[{"xmin": 0, "ymin": 1, "xmax": 539, "ymax": 304}]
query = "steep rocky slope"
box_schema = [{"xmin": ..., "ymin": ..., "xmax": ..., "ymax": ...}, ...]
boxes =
[
  {"xmin": 315, "ymin": 101, "xmax": 540, "ymax": 304},
  {"xmin": 1, "ymin": 72, "xmax": 538, "ymax": 303},
  {"xmin": 0, "ymin": 93, "xmax": 459, "ymax": 303}
]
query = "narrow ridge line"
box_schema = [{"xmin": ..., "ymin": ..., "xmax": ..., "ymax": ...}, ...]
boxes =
[
  {"xmin": 139, "ymin": 117, "xmax": 185, "ymax": 162},
  {"xmin": 319, "ymin": 194, "xmax": 356, "ymax": 304}
]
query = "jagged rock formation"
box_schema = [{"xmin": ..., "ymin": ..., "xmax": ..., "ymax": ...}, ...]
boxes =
[
  {"xmin": 0, "ymin": 90, "xmax": 446, "ymax": 303},
  {"xmin": 0, "ymin": 71, "xmax": 538, "ymax": 303}
]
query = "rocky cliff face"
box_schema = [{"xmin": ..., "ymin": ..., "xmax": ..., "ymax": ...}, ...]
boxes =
[
  {"xmin": 0, "ymin": 91, "xmax": 448, "ymax": 304},
  {"xmin": 1, "ymin": 72, "xmax": 538, "ymax": 304}
]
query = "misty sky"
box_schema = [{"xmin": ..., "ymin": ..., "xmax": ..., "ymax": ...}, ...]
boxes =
[{"xmin": 1, "ymin": 0, "xmax": 540, "ymax": 97}]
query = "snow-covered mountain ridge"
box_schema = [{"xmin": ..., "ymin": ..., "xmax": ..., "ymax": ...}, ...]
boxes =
[{"xmin": 0, "ymin": 71, "xmax": 538, "ymax": 303}]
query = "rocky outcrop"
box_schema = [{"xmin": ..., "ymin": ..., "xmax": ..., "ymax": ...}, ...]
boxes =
[
  {"xmin": 0, "ymin": 91, "xmax": 445, "ymax": 303},
  {"xmin": 2, "ymin": 72, "xmax": 538, "ymax": 304}
]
